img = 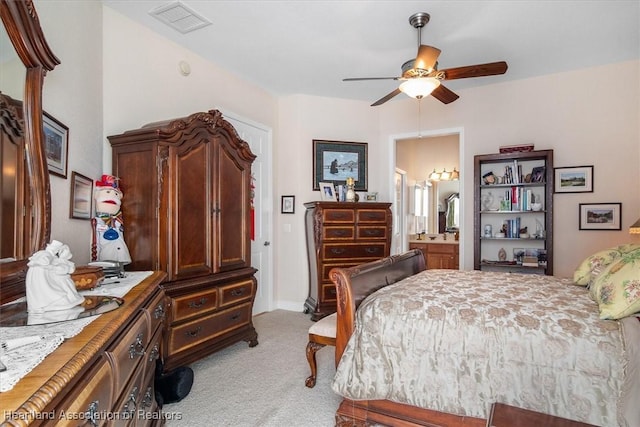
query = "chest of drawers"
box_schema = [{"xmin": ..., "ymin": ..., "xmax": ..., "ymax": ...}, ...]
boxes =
[{"xmin": 304, "ymin": 202, "xmax": 392, "ymax": 320}]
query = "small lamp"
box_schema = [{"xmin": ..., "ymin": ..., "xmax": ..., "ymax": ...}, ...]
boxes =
[{"xmin": 630, "ymin": 217, "xmax": 640, "ymax": 234}]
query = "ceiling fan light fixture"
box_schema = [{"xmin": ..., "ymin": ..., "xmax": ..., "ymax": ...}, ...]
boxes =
[{"xmin": 399, "ymin": 77, "xmax": 441, "ymax": 99}]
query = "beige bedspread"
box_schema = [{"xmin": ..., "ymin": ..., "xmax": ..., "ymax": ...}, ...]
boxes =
[{"xmin": 332, "ymin": 269, "xmax": 640, "ymax": 426}]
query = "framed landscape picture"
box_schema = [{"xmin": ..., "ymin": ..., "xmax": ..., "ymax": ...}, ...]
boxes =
[
  {"xmin": 554, "ymin": 165, "xmax": 593, "ymax": 193},
  {"xmin": 312, "ymin": 140, "xmax": 367, "ymax": 191},
  {"xmin": 579, "ymin": 203, "xmax": 621, "ymax": 230}
]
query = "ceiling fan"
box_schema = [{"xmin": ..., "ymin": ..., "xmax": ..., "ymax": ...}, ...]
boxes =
[{"xmin": 343, "ymin": 12, "xmax": 508, "ymax": 106}]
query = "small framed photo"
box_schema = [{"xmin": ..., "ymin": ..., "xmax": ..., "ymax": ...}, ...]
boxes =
[
  {"xmin": 281, "ymin": 195, "xmax": 295, "ymax": 214},
  {"xmin": 70, "ymin": 171, "xmax": 93, "ymax": 219},
  {"xmin": 530, "ymin": 166, "xmax": 546, "ymax": 183},
  {"xmin": 312, "ymin": 139, "xmax": 368, "ymax": 191},
  {"xmin": 366, "ymin": 192, "xmax": 378, "ymax": 201},
  {"xmin": 319, "ymin": 182, "xmax": 337, "ymax": 201},
  {"xmin": 43, "ymin": 111, "xmax": 69, "ymax": 178},
  {"xmin": 555, "ymin": 166, "xmax": 593, "ymax": 193},
  {"xmin": 579, "ymin": 203, "xmax": 621, "ymax": 230}
]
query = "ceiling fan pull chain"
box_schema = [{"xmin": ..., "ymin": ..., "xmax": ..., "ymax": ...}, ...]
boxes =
[{"xmin": 417, "ymin": 98, "xmax": 422, "ymax": 138}]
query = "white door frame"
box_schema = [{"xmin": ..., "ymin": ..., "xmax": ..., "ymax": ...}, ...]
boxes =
[
  {"xmin": 224, "ymin": 111, "xmax": 274, "ymax": 313},
  {"xmin": 388, "ymin": 127, "xmax": 465, "ymax": 268}
]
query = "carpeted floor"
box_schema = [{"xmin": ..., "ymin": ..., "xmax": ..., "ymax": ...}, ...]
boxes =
[{"xmin": 164, "ymin": 309, "xmax": 342, "ymax": 426}]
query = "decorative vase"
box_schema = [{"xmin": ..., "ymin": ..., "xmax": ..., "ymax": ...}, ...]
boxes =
[{"xmin": 345, "ymin": 177, "xmax": 356, "ymax": 202}]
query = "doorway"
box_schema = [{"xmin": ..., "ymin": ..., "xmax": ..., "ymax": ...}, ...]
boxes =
[
  {"xmin": 391, "ymin": 128, "xmax": 463, "ymax": 265},
  {"xmin": 225, "ymin": 113, "xmax": 273, "ymax": 315}
]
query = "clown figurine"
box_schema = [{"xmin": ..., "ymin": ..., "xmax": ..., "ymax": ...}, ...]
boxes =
[{"xmin": 91, "ymin": 175, "xmax": 132, "ymax": 264}]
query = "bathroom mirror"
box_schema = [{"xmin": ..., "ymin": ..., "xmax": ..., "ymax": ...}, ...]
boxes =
[
  {"xmin": 445, "ymin": 193, "xmax": 460, "ymax": 231},
  {"xmin": 0, "ymin": 0, "xmax": 60, "ymax": 304}
]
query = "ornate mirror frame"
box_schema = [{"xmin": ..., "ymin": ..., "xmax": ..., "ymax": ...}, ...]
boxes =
[{"xmin": 1, "ymin": 0, "xmax": 59, "ymax": 303}]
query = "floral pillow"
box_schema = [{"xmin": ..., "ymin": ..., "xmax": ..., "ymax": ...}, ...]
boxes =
[
  {"xmin": 573, "ymin": 244, "xmax": 640, "ymax": 287},
  {"xmin": 590, "ymin": 246, "xmax": 640, "ymax": 320}
]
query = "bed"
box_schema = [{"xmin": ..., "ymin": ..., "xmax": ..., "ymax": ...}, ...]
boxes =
[{"xmin": 329, "ymin": 248, "xmax": 640, "ymax": 427}]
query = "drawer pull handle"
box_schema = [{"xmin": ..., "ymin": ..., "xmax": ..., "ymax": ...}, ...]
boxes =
[
  {"xmin": 188, "ymin": 297, "xmax": 208, "ymax": 308},
  {"xmin": 329, "ymin": 288, "xmax": 336, "ymax": 295},
  {"xmin": 86, "ymin": 400, "xmax": 99, "ymax": 427},
  {"xmin": 365, "ymin": 247, "xmax": 379, "ymax": 254},
  {"xmin": 154, "ymin": 303, "xmax": 165, "ymax": 319},
  {"xmin": 330, "ymin": 248, "xmax": 346, "ymax": 254},
  {"xmin": 364, "ymin": 229, "xmax": 380, "ymax": 236},
  {"xmin": 230, "ymin": 313, "xmax": 241, "ymax": 321},
  {"xmin": 334, "ymin": 230, "xmax": 347, "ymax": 236},
  {"xmin": 231, "ymin": 289, "xmax": 245, "ymax": 297},
  {"xmin": 123, "ymin": 386, "xmax": 139, "ymax": 414},
  {"xmin": 332, "ymin": 213, "xmax": 347, "ymax": 218},
  {"xmin": 149, "ymin": 344, "xmax": 160, "ymax": 362},
  {"xmin": 129, "ymin": 334, "xmax": 145, "ymax": 359},
  {"xmin": 185, "ymin": 327, "xmax": 202, "ymax": 338},
  {"xmin": 141, "ymin": 386, "xmax": 154, "ymax": 409}
]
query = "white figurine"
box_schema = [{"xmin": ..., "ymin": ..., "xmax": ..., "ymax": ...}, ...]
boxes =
[{"xmin": 26, "ymin": 240, "xmax": 85, "ymax": 313}]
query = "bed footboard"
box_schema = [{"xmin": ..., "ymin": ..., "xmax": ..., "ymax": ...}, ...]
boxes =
[{"xmin": 329, "ymin": 249, "xmax": 426, "ymax": 366}]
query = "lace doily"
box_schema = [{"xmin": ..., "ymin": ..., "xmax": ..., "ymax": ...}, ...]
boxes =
[{"xmin": 0, "ymin": 271, "xmax": 152, "ymax": 393}]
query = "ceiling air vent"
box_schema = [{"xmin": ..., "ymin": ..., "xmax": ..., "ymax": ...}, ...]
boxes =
[{"xmin": 149, "ymin": 1, "xmax": 212, "ymax": 34}]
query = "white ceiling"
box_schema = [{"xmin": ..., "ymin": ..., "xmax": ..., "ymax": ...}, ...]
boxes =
[{"xmin": 103, "ymin": 0, "xmax": 640, "ymax": 105}]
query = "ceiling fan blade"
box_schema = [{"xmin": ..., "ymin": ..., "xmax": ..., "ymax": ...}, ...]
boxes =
[
  {"xmin": 343, "ymin": 77, "xmax": 400, "ymax": 81},
  {"xmin": 415, "ymin": 45, "xmax": 441, "ymax": 71},
  {"xmin": 371, "ymin": 88, "xmax": 402, "ymax": 106},
  {"xmin": 431, "ymin": 84, "xmax": 459, "ymax": 104},
  {"xmin": 441, "ymin": 61, "xmax": 508, "ymax": 80}
]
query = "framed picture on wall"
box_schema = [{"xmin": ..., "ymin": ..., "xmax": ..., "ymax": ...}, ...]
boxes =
[
  {"xmin": 70, "ymin": 171, "xmax": 93, "ymax": 219},
  {"xmin": 555, "ymin": 165, "xmax": 594, "ymax": 193},
  {"xmin": 281, "ymin": 195, "xmax": 295, "ymax": 214},
  {"xmin": 579, "ymin": 203, "xmax": 621, "ymax": 230},
  {"xmin": 312, "ymin": 140, "xmax": 368, "ymax": 191},
  {"xmin": 43, "ymin": 111, "xmax": 69, "ymax": 178}
]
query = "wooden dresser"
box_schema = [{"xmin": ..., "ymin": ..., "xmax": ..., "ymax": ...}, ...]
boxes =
[
  {"xmin": 1, "ymin": 272, "xmax": 166, "ymax": 426},
  {"xmin": 408, "ymin": 241, "xmax": 459, "ymax": 269},
  {"xmin": 108, "ymin": 110, "xmax": 258, "ymax": 372},
  {"xmin": 304, "ymin": 201, "xmax": 392, "ymax": 320}
]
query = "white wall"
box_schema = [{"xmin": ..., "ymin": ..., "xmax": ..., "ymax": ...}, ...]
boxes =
[{"xmin": 34, "ymin": 2, "xmax": 639, "ymax": 313}]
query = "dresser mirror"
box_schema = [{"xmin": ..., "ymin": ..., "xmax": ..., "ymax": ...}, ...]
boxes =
[{"xmin": 0, "ymin": 0, "xmax": 60, "ymax": 304}]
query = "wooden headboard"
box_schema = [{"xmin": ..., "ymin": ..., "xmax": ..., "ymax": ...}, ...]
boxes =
[{"xmin": 329, "ymin": 249, "xmax": 426, "ymax": 366}]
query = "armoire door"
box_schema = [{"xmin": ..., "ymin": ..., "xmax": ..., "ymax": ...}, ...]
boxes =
[
  {"xmin": 172, "ymin": 138, "xmax": 214, "ymax": 279},
  {"xmin": 214, "ymin": 137, "xmax": 251, "ymax": 272}
]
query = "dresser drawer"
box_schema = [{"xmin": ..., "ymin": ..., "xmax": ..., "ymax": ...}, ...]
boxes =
[
  {"xmin": 356, "ymin": 226, "xmax": 387, "ymax": 240},
  {"xmin": 170, "ymin": 287, "xmax": 219, "ymax": 323},
  {"xmin": 322, "ymin": 209, "xmax": 355, "ymax": 223},
  {"xmin": 356, "ymin": 209, "xmax": 388, "ymax": 223},
  {"xmin": 322, "ymin": 243, "xmax": 386, "ymax": 260},
  {"xmin": 427, "ymin": 243, "xmax": 458, "ymax": 254},
  {"xmin": 55, "ymin": 356, "xmax": 114, "ymax": 427},
  {"xmin": 322, "ymin": 262, "xmax": 362, "ymax": 282},
  {"xmin": 113, "ymin": 362, "xmax": 145, "ymax": 427},
  {"xmin": 106, "ymin": 313, "xmax": 148, "ymax": 394},
  {"xmin": 142, "ymin": 326, "xmax": 162, "ymax": 382},
  {"xmin": 145, "ymin": 290, "xmax": 166, "ymax": 335},
  {"xmin": 219, "ymin": 279, "xmax": 255, "ymax": 307},
  {"xmin": 323, "ymin": 226, "xmax": 355, "ymax": 240},
  {"xmin": 321, "ymin": 283, "xmax": 338, "ymax": 303},
  {"xmin": 167, "ymin": 302, "xmax": 252, "ymax": 355}
]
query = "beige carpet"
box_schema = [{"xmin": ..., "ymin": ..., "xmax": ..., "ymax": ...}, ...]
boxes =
[{"xmin": 164, "ymin": 309, "xmax": 342, "ymax": 426}]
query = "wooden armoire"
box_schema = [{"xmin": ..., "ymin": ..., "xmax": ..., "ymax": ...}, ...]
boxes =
[{"xmin": 108, "ymin": 109, "xmax": 258, "ymax": 372}]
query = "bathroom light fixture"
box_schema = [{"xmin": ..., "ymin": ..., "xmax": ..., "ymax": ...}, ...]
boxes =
[
  {"xmin": 630, "ymin": 217, "xmax": 640, "ymax": 234},
  {"xmin": 439, "ymin": 169, "xmax": 451, "ymax": 180},
  {"xmin": 450, "ymin": 168, "xmax": 460, "ymax": 180},
  {"xmin": 399, "ymin": 77, "xmax": 441, "ymax": 99},
  {"xmin": 429, "ymin": 169, "xmax": 440, "ymax": 181},
  {"xmin": 429, "ymin": 167, "xmax": 459, "ymax": 182}
]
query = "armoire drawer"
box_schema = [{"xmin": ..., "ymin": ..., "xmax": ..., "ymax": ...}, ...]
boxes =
[
  {"xmin": 55, "ymin": 356, "xmax": 114, "ymax": 427},
  {"xmin": 356, "ymin": 226, "xmax": 387, "ymax": 239},
  {"xmin": 322, "ymin": 243, "xmax": 386, "ymax": 260},
  {"xmin": 219, "ymin": 279, "xmax": 255, "ymax": 308},
  {"xmin": 170, "ymin": 287, "xmax": 219, "ymax": 323},
  {"xmin": 106, "ymin": 313, "xmax": 148, "ymax": 394},
  {"xmin": 322, "ymin": 209, "xmax": 355, "ymax": 223},
  {"xmin": 167, "ymin": 302, "xmax": 253, "ymax": 355},
  {"xmin": 356, "ymin": 209, "xmax": 389, "ymax": 223},
  {"xmin": 323, "ymin": 226, "xmax": 355, "ymax": 240}
]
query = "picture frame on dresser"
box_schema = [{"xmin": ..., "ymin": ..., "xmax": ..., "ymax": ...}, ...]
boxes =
[
  {"xmin": 312, "ymin": 139, "xmax": 368, "ymax": 191},
  {"xmin": 554, "ymin": 165, "xmax": 593, "ymax": 193},
  {"xmin": 579, "ymin": 203, "xmax": 621, "ymax": 230},
  {"xmin": 319, "ymin": 182, "xmax": 336, "ymax": 201}
]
